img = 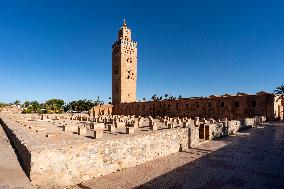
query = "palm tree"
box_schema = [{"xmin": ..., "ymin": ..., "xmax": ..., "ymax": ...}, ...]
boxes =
[
  {"xmin": 14, "ymin": 100, "xmax": 20, "ymax": 105},
  {"xmin": 275, "ymin": 84, "xmax": 284, "ymax": 101},
  {"xmin": 23, "ymin": 101, "xmax": 30, "ymax": 108},
  {"xmin": 151, "ymin": 94, "xmax": 157, "ymax": 101},
  {"xmin": 164, "ymin": 94, "xmax": 168, "ymax": 99}
]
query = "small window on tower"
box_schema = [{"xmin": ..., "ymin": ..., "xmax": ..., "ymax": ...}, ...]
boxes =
[
  {"xmin": 252, "ymin": 101, "xmax": 256, "ymax": 107},
  {"xmin": 221, "ymin": 102, "xmax": 224, "ymax": 107}
]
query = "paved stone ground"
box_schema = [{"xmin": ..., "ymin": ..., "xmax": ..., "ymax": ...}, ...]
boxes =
[
  {"xmin": 0, "ymin": 125, "xmax": 33, "ymax": 189},
  {"xmin": 71, "ymin": 122, "xmax": 284, "ymax": 189}
]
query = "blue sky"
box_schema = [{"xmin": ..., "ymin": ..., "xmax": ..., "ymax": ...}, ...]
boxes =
[{"xmin": 0, "ymin": 0, "xmax": 283, "ymax": 103}]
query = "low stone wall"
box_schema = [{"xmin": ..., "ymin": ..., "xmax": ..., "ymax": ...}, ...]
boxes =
[
  {"xmin": 189, "ymin": 126, "xmax": 200, "ymax": 147},
  {"xmin": 0, "ymin": 118, "xmax": 31, "ymax": 177},
  {"xmin": 209, "ymin": 116, "xmax": 266, "ymax": 140},
  {"xmin": 0, "ymin": 115, "xmax": 189, "ymax": 187}
]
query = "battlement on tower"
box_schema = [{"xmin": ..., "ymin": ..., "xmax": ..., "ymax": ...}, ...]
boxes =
[{"xmin": 112, "ymin": 40, "xmax": 137, "ymax": 49}]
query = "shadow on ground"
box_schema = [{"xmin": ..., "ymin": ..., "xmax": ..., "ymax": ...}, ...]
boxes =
[{"xmin": 135, "ymin": 123, "xmax": 284, "ymax": 189}]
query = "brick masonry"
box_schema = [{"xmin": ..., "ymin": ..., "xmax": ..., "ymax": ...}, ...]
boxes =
[{"xmin": 112, "ymin": 20, "xmax": 137, "ymax": 104}]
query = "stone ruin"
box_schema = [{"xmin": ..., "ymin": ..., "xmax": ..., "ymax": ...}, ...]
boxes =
[{"xmin": 0, "ymin": 111, "xmax": 266, "ymax": 187}]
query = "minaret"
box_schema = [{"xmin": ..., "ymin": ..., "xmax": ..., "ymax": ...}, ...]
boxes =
[{"xmin": 112, "ymin": 19, "xmax": 138, "ymax": 104}]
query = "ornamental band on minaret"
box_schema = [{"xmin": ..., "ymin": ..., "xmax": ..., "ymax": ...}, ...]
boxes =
[{"xmin": 112, "ymin": 19, "xmax": 138, "ymax": 104}]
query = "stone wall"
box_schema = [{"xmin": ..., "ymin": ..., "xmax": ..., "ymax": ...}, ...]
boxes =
[
  {"xmin": 189, "ymin": 126, "xmax": 200, "ymax": 147},
  {"xmin": 0, "ymin": 115, "xmax": 189, "ymax": 187},
  {"xmin": 0, "ymin": 117, "xmax": 32, "ymax": 177},
  {"xmin": 208, "ymin": 116, "xmax": 266, "ymax": 140},
  {"xmin": 90, "ymin": 104, "xmax": 113, "ymax": 117},
  {"xmin": 111, "ymin": 92, "xmax": 278, "ymax": 120}
]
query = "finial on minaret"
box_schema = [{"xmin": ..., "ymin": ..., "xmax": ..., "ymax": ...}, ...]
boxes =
[{"xmin": 123, "ymin": 19, "xmax": 127, "ymax": 27}]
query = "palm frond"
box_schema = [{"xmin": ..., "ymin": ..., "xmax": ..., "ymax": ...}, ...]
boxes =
[{"xmin": 274, "ymin": 85, "xmax": 284, "ymax": 102}]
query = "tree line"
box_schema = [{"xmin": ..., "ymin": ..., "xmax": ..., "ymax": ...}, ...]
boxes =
[
  {"xmin": 0, "ymin": 97, "xmax": 105, "ymax": 114},
  {"xmin": 148, "ymin": 94, "xmax": 183, "ymax": 101}
]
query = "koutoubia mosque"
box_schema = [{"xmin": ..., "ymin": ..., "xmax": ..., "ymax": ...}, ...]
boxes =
[
  {"xmin": 1, "ymin": 19, "xmax": 284, "ymax": 188},
  {"xmin": 91, "ymin": 20, "xmax": 283, "ymax": 121}
]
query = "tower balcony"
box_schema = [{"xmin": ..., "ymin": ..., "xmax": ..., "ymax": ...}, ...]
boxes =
[{"xmin": 112, "ymin": 40, "xmax": 137, "ymax": 49}]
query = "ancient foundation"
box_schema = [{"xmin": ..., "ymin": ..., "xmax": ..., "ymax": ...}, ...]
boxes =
[
  {"xmin": 0, "ymin": 115, "xmax": 189, "ymax": 187},
  {"xmin": 0, "ymin": 113, "xmax": 265, "ymax": 187}
]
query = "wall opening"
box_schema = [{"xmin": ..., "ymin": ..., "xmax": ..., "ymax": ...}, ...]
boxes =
[
  {"xmin": 205, "ymin": 125, "xmax": 210, "ymax": 140},
  {"xmin": 199, "ymin": 124, "xmax": 204, "ymax": 139},
  {"xmin": 235, "ymin": 101, "xmax": 240, "ymax": 108},
  {"xmin": 252, "ymin": 101, "xmax": 256, "ymax": 107}
]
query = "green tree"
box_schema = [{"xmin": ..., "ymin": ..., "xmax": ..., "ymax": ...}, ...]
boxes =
[
  {"xmin": 64, "ymin": 99, "xmax": 95, "ymax": 112},
  {"xmin": 0, "ymin": 102, "xmax": 6, "ymax": 110},
  {"xmin": 31, "ymin": 101, "xmax": 41, "ymax": 112},
  {"xmin": 22, "ymin": 101, "xmax": 41, "ymax": 113},
  {"xmin": 44, "ymin": 99, "xmax": 64, "ymax": 113},
  {"xmin": 14, "ymin": 100, "xmax": 20, "ymax": 105},
  {"xmin": 23, "ymin": 101, "xmax": 31, "ymax": 108},
  {"xmin": 275, "ymin": 84, "xmax": 284, "ymax": 101},
  {"xmin": 164, "ymin": 94, "xmax": 168, "ymax": 99},
  {"xmin": 151, "ymin": 94, "xmax": 157, "ymax": 101}
]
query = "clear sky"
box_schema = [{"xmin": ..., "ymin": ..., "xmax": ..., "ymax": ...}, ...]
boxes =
[{"xmin": 0, "ymin": 0, "xmax": 283, "ymax": 103}]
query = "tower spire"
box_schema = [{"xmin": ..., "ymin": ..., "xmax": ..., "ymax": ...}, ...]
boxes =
[{"xmin": 123, "ymin": 19, "xmax": 127, "ymax": 27}]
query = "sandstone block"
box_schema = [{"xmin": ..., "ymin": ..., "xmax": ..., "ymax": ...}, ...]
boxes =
[
  {"xmin": 63, "ymin": 125, "xmax": 78, "ymax": 132},
  {"xmin": 126, "ymin": 127, "xmax": 135, "ymax": 134},
  {"xmin": 108, "ymin": 124, "xmax": 116, "ymax": 132},
  {"xmin": 150, "ymin": 124, "xmax": 158, "ymax": 131},
  {"xmin": 78, "ymin": 127, "xmax": 87, "ymax": 136},
  {"xmin": 168, "ymin": 123, "xmax": 174, "ymax": 129},
  {"xmin": 94, "ymin": 129, "xmax": 104, "ymax": 139}
]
